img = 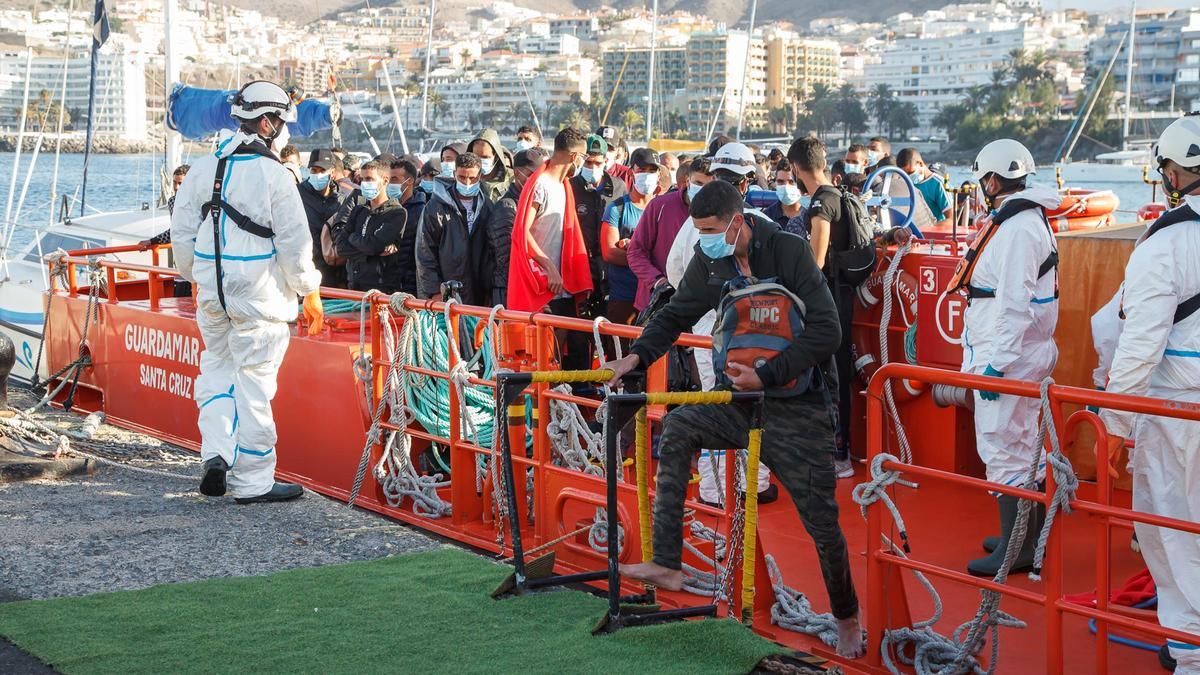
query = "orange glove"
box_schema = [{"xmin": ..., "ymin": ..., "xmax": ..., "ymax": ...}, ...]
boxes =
[
  {"xmin": 1104, "ymin": 435, "xmax": 1125, "ymax": 479},
  {"xmin": 302, "ymin": 291, "xmax": 324, "ymax": 336}
]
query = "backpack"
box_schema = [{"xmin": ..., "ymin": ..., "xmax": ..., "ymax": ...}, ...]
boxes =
[
  {"xmin": 712, "ymin": 275, "xmax": 812, "ymax": 397},
  {"xmin": 635, "ymin": 281, "xmax": 702, "ymax": 393},
  {"xmin": 828, "ymin": 187, "xmax": 877, "ymax": 287}
]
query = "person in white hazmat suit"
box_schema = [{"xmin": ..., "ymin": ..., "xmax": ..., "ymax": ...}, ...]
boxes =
[
  {"xmin": 663, "ymin": 171, "xmax": 774, "ymax": 506},
  {"xmin": 1100, "ymin": 116, "xmax": 1200, "ymax": 673},
  {"xmin": 958, "ymin": 139, "xmax": 1061, "ymax": 577},
  {"xmin": 171, "ymin": 81, "xmax": 325, "ymax": 504}
]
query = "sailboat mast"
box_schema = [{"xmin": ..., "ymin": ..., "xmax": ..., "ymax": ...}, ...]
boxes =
[
  {"xmin": 420, "ymin": 0, "xmax": 435, "ymax": 131},
  {"xmin": 1122, "ymin": 0, "xmax": 1136, "ymax": 148},
  {"xmin": 644, "ymin": 0, "xmax": 658, "ymax": 144},
  {"xmin": 164, "ymin": 0, "xmax": 181, "ymax": 175},
  {"xmin": 734, "ymin": 0, "xmax": 758, "ymax": 141}
]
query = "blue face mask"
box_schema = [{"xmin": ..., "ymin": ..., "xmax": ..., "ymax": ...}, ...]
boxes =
[
  {"xmin": 386, "ymin": 183, "xmax": 405, "ymax": 200},
  {"xmin": 775, "ymin": 184, "xmax": 802, "ymax": 206},
  {"xmin": 420, "ymin": 179, "xmax": 436, "ymax": 193},
  {"xmin": 844, "ymin": 163, "xmax": 863, "ymax": 175},
  {"xmin": 867, "ymin": 150, "xmax": 880, "ymax": 166},
  {"xmin": 480, "ymin": 158, "xmax": 496, "ymax": 175},
  {"xmin": 698, "ymin": 216, "xmax": 740, "ymax": 260},
  {"xmin": 307, "ymin": 172, "xmax": 330, "ymax": 191},
  {"xmin": 581, "ymin": 166, "xmax": 601, "ymax": 185},
  {"xmin": 456, "ymin": 180, "xmax": 480, "ymax": 198},
  {"xmin": 360, "ymin": 180, "xmax": 380, "ymax": 200},
  {"xmin": 439, "ymin": 163, "xmax": 454, "ymax": 179},
  {"xmin": 687, "ymin": 183, "xmax": 703, "ymax": 201},
  {"xmin": 909, "ymin": 171, "xmax": 924, "ymax": 183},
  {"xmin": 515, "ymin": 139, "xmax": 535, "ymax": 152}
]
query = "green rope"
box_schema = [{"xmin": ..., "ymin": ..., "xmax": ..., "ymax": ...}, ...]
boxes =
[
  {"xmin": 404, "ymin": 311, "xmax": 499, "ymax": 450},
  {"xmin": 904, "ymin": 322, "xmax": 918, "ymax": 365}
]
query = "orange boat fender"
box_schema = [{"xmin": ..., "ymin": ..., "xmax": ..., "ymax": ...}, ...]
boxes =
[
  {"xmin": 1138, "ymin": 203, "xmax": 1168, "ymax": 222},
  {"xmin": 1048, "ymin": 213, "xmax": 1115, "ymax": 233},
  {"xmin": 852, "ymin": 265, "xmax": 922, "ymax": 401},
  {"xmin": 1047, "ymin": 189, "xmax": 1119, "ymax": 219}
]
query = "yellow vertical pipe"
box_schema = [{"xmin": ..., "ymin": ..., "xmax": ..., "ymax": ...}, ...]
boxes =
[
  {"xmin": 635, "ymin": 406, "xmax": 653, "ymax": 562},
  {"xmin": 740, "ymin": 427, "xmax": 763, "ymax": 624}
]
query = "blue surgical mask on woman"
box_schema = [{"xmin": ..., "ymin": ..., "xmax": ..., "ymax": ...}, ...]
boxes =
[
  {"xmin": 360, "ymin": 180, "xmax": 380, "ymax": 200},
  {"xmin": 698, "ymin": 216, "xmax": 740, "ymax": 259},
  {"xmin": 776, "ymin": 184, "xmax": 802, "ymax": 206},
  {"xmin": 633, "ymin": 171, "xmax": 659, "ymax": 196},
  {"xmin": 456, "ymin": 180, "xmax": 480, "ymax": 198},
  {"xmin": 581, "ymin": 166, "xmax": 601, "ymax": 185},
  {"xmin": 420, "ymin": 179, "xmax": 436, "ymax": 193},
  {"xmin": 307, "ymin": 172, "xmax": 330, "ymax": 191}
]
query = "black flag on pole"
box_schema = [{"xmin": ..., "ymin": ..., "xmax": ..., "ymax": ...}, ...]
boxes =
[{"xmin": 80, "ymin": 0, "xmax": 109, "ymax": 217}]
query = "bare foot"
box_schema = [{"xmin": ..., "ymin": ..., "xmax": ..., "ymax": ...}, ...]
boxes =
[
  {"xmin": 836, "ymin": 611, "xmax": 866, "ymax": 659},
  {"xmin": 619, "ymin": 562, "xmax": 684, "ymax": 591}
]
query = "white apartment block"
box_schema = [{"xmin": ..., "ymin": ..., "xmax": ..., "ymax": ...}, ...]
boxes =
[
  {"xmin": 685, "ymin": 31, "xmax": 767, "ymax": 133},
  {"xmin": 0, "ymin": 48, "xmax": 148, "ymax": 141}
]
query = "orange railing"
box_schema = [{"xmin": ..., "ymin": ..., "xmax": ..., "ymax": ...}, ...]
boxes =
[
  {"xmin": 864, "ymin": 363, "xmax": 1200, "ymax": 674},
  {"xmin": 46, "ymin": 244, "xmax": 176, "ymax": 309}
]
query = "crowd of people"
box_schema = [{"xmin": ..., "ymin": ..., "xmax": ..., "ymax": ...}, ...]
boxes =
[{"xmin": 167, "ymin": 80, "xmax": 1200, "ymax": 669}]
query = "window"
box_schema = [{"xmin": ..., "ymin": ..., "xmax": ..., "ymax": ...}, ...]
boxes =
[{"xmin": 25, "ymin": 233, "xmax": 106, "ymax": 263}]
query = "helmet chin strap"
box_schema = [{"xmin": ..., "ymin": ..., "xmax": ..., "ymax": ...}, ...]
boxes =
[{"xmin": 1164, "ymin": 169, "xmax": 1200, "ymax": 207}]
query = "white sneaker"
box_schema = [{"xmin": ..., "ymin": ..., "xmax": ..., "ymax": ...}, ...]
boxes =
[{"xmin": 834, "ymin": 457, "xmax": 855, "ymax": 479}]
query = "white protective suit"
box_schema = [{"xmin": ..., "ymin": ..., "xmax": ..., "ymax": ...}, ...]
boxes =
[
  {"xmin": 1100, "ymin": 195, "xmax": 1200, "ymax": 672},
  {"xmin": 171, "ymin": 131, "xmax": 322, "ymax": 498},
  {"xmin": 665, "ymin": 214, "xmax": 771, "ymax": 502},
  {"xmin": 959, "ymin": 187, "xmax": 1062, "ymax": 488}
]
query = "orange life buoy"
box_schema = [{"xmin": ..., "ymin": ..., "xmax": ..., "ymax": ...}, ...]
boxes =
[
  {"xmin": 851, "ymin": 259, "xmax": 922, "ymax": 401},
  {"xmin": 1048, "ymin": 212, "xmax": 1115, "ymax": 233},
  {"xmin": 1046, "ymin": 189, "xmax": 1119, "ymax": 219}
]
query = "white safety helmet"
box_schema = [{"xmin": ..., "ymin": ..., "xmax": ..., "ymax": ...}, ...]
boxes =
[
  {"xmin": 1153, "ymin": 115, "xmax": 1200, "ymax": 170},
  {"xmin": 710, "ymin": 142, "xmax": 758, "ymax": 176},
  {"xmin": 230, "ymin": 81, "xmax": 297, "ymax": 123},
  {"xmin": 971, "ymin": 139, "xmax": 1036, "ymax": 182}
]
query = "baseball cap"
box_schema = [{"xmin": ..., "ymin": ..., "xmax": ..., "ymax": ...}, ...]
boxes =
[
  {"xmin": 595, "ymin": 125, "xmax": 622, "ymax": 149},
  {"xmin": 629, "ymin": 147, "xmax": 660, "ymax": 170},
  {"xmin": 710, "ymin": 142, "xmax": 757, "ymax": 176},
  {"xmin": 308, "ymin": 149, "xmax": 336, "ymax": 170},
  {"xmin": 513, "ymin": 147, "xmax": 548, "ymax": 169},
  {"xmin": 585, "ymin": 134, "xmax": 609, "ymax": 156}
]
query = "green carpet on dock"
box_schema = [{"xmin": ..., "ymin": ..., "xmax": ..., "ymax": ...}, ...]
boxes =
[{"xmin": 0, "ymin": 547, "xmax": 784, "ymax": 674}]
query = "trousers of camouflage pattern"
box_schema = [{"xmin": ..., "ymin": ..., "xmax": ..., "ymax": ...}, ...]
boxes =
[{"xmin": 650, "ymin": 395, "xmax": 860, "ymax": 620}]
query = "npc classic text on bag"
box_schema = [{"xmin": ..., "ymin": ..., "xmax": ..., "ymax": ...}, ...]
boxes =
[{"xmin": 712, "ymin": 276, "xmax": 812, "ymax": 397}]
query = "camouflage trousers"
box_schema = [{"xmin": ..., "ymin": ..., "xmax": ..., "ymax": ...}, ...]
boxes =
[{"xmin": 650, "ymin": 396, "xmax": 860, "ymax": 620}]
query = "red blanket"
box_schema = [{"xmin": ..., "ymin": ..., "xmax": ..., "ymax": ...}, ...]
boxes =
[{"xmin": 506, "ymin": 162, "xmax": 593, "ymax": 312}]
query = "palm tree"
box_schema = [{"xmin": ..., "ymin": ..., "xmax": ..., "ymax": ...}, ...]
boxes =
[
  {"xmin": 961, "ymin": 85, "xmax": 989, "ymax": 114},
  {"xmin": 869, "ymin": 84, "xmax": 894, "ymax": 135},
  {"xmin": 835, "ymin": 83, "xmax": 867, "ymax": 144},
  {"xmin": 888, "ymin": 101, "xmax": 919, "ymax": 139},
  {"xmin": 620, "ymin": 109, "xmax": 644, "ymax": 137}
]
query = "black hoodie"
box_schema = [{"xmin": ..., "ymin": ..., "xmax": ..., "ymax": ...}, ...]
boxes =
[{"xmin": 335, "ymin": 198, "xmax": 409, "ymax": 293}]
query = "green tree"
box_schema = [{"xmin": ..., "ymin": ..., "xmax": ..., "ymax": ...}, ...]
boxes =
[
  {"xmin": 620, "ymin": 108, "xmax": 644, "ymax": 137},
  {"xmin": 835, "ymin": 83, "xmax": 868, "ymax": 144},
  {"xmin": 888, "ymin": 102, "xmax": 919, "ymax": 139},
  {"xmin": 869, "ymin": 84, "xmax": 894, "ymax": 135}
]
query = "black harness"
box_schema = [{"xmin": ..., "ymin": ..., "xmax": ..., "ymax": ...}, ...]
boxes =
[
  {"xmin": 1122, "ymin": 204, "xmax": 1200, "ymax": 325},
  {"xmin": 966, "ymin": 198, "xmax": 1059, "ymax": 300},
  {"xmin": 202, "ymin": 141, "xmax": 278, "ymax": 311}
]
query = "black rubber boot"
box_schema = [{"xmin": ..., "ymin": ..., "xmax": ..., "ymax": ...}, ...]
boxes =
[
  {"xmin": 1160, "ymin": 644, "xmax": 1177, "ymax": 672},
  {"xmin": 968, "ymin": 495, "xmax": 1044, "ymax": 577},
  {"xmin": 234, "ymin": 482, "xmax": 304, "ymax": 505},
  {"xmin": 982, "ymin": 481, "xmax": 1045, "ymax": 553},
  {"xmin": 199, "ymin": 456, "xmax": 229, "ymax": 497}
]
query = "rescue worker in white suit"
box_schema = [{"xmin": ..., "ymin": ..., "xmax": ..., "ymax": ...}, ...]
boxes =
[
  {"xmin": 1101, "ymin": 116, "xmax": 1200, "ymax": 673},
  {"xmin": 958, "ymin": 138, "xmax": 1062, "ymax": 577},
  {"xmin": 171, "ymin": 81, "xmax": 325, "ymax": 504}
]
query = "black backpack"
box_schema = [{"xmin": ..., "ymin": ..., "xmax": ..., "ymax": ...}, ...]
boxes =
[{"xmin": 827, "ymin": 187, "xmax": 877, "ymax": 287}]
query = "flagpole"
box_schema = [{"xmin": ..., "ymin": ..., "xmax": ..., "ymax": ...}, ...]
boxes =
[{"xmin": 80, "ymin": 0, "xmax": 107, "ymax": 217}]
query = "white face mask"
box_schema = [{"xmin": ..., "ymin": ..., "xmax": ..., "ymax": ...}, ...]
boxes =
[
  {"xmin": 266, "ymin": 118, "xmax": 290, "ymax": 156},
  {"xmin": 633, "ymin": 171, "xmax": 659, "ymax": 196}
]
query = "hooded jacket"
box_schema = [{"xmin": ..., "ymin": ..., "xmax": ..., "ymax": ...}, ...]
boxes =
[
  {"xmin": 299, "ymin": 178, "xmax": 346, "ymax": 287},
  {"xmin": 416, "ymin": 179, "xmax": 495, "ymax": 305},
  {"xmin": 335, "ymin": 197, "xmax": 410, "ymax": 293},
  {"xmin": 469, "ymin": 128, "xmax": 513, "ymax": 203},
  {"xmin": 394, "ymin": 188, "xmax": 426, "ymax": 295},
  {"xmin": 630, "ymin": 217, "xmax": 839, "ymax": 394},
  {"xmin": 489, "ymin": 180, "xmax": 524, "ymax": 307}
]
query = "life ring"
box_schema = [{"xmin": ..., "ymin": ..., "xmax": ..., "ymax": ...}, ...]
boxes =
[
  {"xmin": 1046, "ymin": 189, "xmax": 1119, "ymax": 219},
  {"xmin": 1048, "ymin": 213, "xmax": 1115, "ymax": 233},
  {"xmin": 851, "ymin": 259, "xmax": 922, "ymax": 401},
  {"xmin": 1138, "ymin": 203, "xmax": 1167, "ymax": 222}
]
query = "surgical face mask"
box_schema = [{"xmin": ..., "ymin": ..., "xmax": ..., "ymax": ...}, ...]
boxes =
[
  {"xmin": 698, "ymin": 216, "xmax": 740, "ymax": 259},
  {"xmin": 266, "ymin": 118, "xmax": 289, "ymax": 155},
  {"xmin": 439, "ymin": 164, "xmax": 454, "ymax": 179},
  {"xmin": 605, "ymin": 154, "xmax": 616, "ymax": 170},
  {"xmin": 387, "ymin": 181, "xmax": 409, "ymax": 200},
  {"xmin": 633, "ymin": 171, "xmax": 659, "ymax": 195},
  {"xmin": 580, "ymin": 166, "xmax": 601, "ymax": 185},
  {"xmin": 515, "ymin": 139, "xmax": 534, "ymax": 152},
  {"xmin": 844, "ymin": 163, "xmax": 863, "ymax": 175},
  {"xmin": 909, "ymin": 171, "xmax": 924, "ymax": 183},
  {"xmin": 307, "ymin": 172, "xmax": 330, "ymax": 191},
  {"xmin": 360, "ymin": 180, "xmax": 380, "ymax": 200},
  {"xmin": 420, "ymin": 179, "xmax": 436, "ymax": 193},
  {"xmin": 687, "ymin": 183, "xmax": 703, "ymax": 201},
  {"xmin": 776, "ymin": 184, "xmax": 802, "ymax": 206},
  {"xmin": 456, "ymin": 180, "xmax": 480, "ymax": 198},
  {"xmin": 867, "ymin": 150, "xmax": 880, "ymax": 166},
  {"xmin": 480, "ymin": 157, "xmax": 496, "ymax": 175}
]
